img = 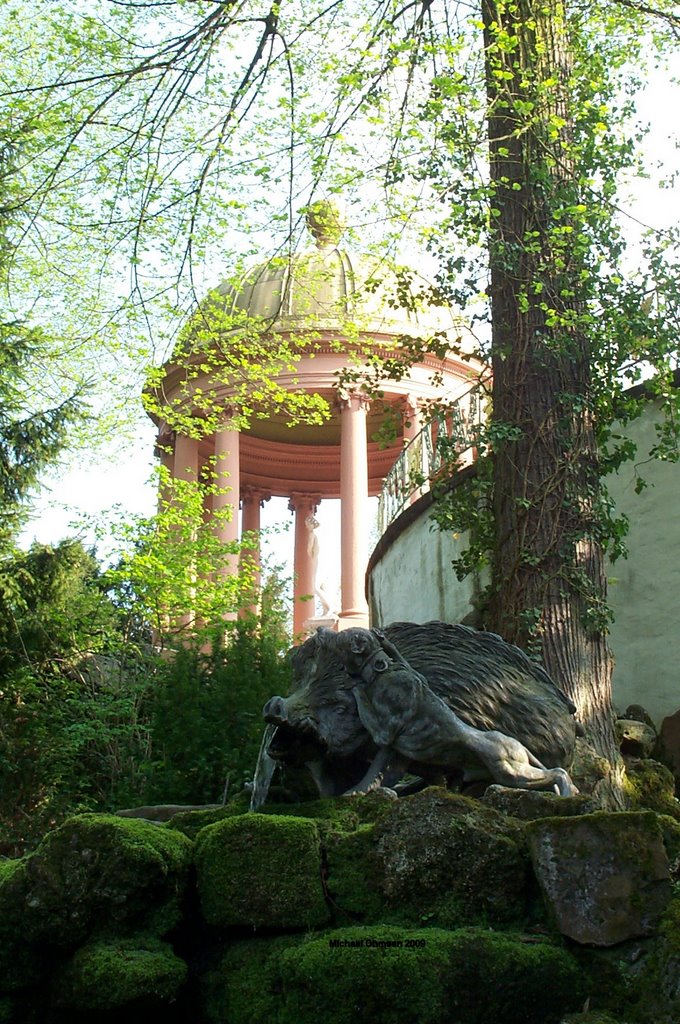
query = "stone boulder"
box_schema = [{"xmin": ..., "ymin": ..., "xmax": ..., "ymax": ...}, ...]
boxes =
[
  {"xmin": 625, "ymin": 759, "xmax": 680, "ymax": 820},
  {"xmin": 52, "ymin": 936, "xmax": 188, "ymax": 1012},
  {"xmin": 528, "ymin": 811, "xmax": 671, "ymax": 946},
  {"xmin": 325, "ymin": 788, "xmax": 529, "ymax": 928},
  {"xmin": 659, "ymin": 709, "xmax": 680, "ymax": 792},
  {"xmin": 616, "ymin": 719, "xmax": 657, "ymax": 758},
  {"xmin": 193, "ymin": 813, "xmax": 330, "ymax": 930},
  {"xmin": 0, "ymin": 860, "xmax": 40, "ymax": 993},
  {"xmin": 1, "ymin": 813, "xmax": 193, "ymax": 948},
  {"xmin": 200, "ymin": 925, "xmax": 586, "ymax": 1024},
  {"xmin": 483, "ymin": 785, "xmax": 595, "ymax": 820}
]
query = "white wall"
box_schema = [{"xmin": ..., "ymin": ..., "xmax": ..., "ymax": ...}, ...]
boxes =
[
  {"xmin": 368, "ymin": 511, "xmax": 482, "ymax": 626},
  {"xmin": 367, "ymin": 398, "xmax": 680, "ymax": 724},
  {"xmin": 606, "ymin": 401, "xmax": 680, "ymax": 721}
]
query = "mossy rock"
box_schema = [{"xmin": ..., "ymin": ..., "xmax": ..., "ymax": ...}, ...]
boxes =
[
  {"xmin": 52, "ymin": 936, "xmax": 188, "ymax": 1011},
  {"xmin": 167, "ymin": 791, "xmax": 390, "ymax": 842},
  {"xmin": 194, "ymin": 813, "xmax": 330, "ymax": 930},
  {"xmin": 658, "ymin": 898, "xmax": 680, "ymax": 998},
  {"xmin": 528, "ymin": 812, "xmax": 672, "ymax": 946},
  {"xmin": 199, "ymin": 934, "xmax": 303, "ymax": 1024},
  {"xmin": 260, "ymin": 791, "xmax": 398, "ymax": 828},
  {"xmin": 625, "ymin": 760, "xmax": 680, "ymax": 821},
  {"xmin": 326, "ymin": 788, "xmax": 529, "ymax": 928},
  {"xmin": 483, "ymin": 785, "xmax": 594, "ymax": 820},
  {"xmin": 9, "ymin": 814, "xmax": 193, "ymax": 948},
  {"xmin": 610, "ymin": 898, "xmax": 680, "ymax": 1024},
  {"xmin": 0, "ymin": 858, "xmax": 42, "ymax": 992},
  {"xmin": 205, "ymin": 924, "xmax": 585, "ymax": 1024},
  {"xmin": 165, "ymin": 805, "xmax": 244, "ymax": 840},
  {"xmin": 657, "ymin": 815, "xmax": 680, "ymax": 880}
]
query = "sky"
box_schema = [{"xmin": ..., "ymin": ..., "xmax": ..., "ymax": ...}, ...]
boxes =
[{"xmin": 18, "ymin": 59, "xmax": 679, "ymax": 609}]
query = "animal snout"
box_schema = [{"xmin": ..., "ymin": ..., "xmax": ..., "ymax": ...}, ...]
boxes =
[{"xmin": 263, "ymin": 695, "xmax": 288, "ymax": 725}]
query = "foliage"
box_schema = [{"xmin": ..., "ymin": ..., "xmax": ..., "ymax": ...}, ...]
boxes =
[
  {"xmin": 0, "ymin": 532, "xmax": 293, "ymax": 854},
  {"xmin": 0, "ymin": 540, "xmax": 155, "ymax": 851},
  {"xmin": 142, "ymin": 589, "xmax": 292, "ymax": 806}
]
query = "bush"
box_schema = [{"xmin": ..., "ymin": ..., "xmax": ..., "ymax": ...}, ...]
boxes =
[{"xmin": 0, "ymin": 537, "xmax": 292, "ymax": 851}]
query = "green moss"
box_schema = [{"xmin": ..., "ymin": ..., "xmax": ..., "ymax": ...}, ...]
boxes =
[
  {"xmin": 334, "ymin": 788, "xmax": 530, "ymax": 928},
  {"xmin": 527, "ymin": 810, "xmax": 667, "ymax": 865},
  {"xmin": 52, "ymin": 936, "xmax": 188, "ymax": 1011},
  {"xmin": 260, "ymin": 792, "xmax": 396, "ymax": 828},
  {"xmin": 657, "ymin": 815, "xmax": 680, "ymax": 879},
  {"xmin": 324, "ymin": 823, "xmax": 386, "ymax": 923},
  {"xmin": 208, "ymin": 925, "xmax": 584, "ymax": 1024},
  {"xmin": 199, "ymin": 934, "xmax": 303, "ymax": 1024},
  {"xmin": 194, "ymin": 813, "xmax": 330, "ymax": 930},
  {"xmin": 165, "ymin": 805, "xmax": 243, "ymax": 840},
  {"xmin": 14, "ymin": 813, "xmax": 193, "ymax": 947},
  {"xmin": 0, "ymin": 858, "xmax": 41, "ymax": 992},
  {"xmin": 611, "ymin": 898, "xmax": 680, "ymax": 1024},
  {"xmin": 625, "ymin": 761, "xmax": 680, "ymax": 821}
]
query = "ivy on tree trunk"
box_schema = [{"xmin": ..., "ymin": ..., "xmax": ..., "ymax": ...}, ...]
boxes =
[{"xmin": 482, "ymin": 0, "xmax": 623, "ymax": 798}]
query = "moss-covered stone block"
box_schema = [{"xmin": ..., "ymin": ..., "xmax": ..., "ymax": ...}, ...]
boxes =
[
  {"xmin": 327, "ymin": 788, "xmax": 528, "ymax": 928},
  {"xmin": 199, "ymin": 934, "xmax": 303, "ymax": 1024},
  {"xmin": 194, "ymin": 813, "xmax": 330, "ymax": 930},
  {"xmin": 625, "ymin": 760, "xmax": 680, "ymax": 821},
  {"xmin": 52, "ymin": 936, "xmax": 188, "ymax": 1011},
  {"xmin": 528, "ymin": 812, "xmax": 672, "ymax": 946},
  {"xmin": 11, "ymin": 814, "xmax": 193, "ymax": 947},
  {"xmin": 483, "ymin": 784, "xmax": 594, "ymax": 820},
  {"xmin": 0, "ymin": 858, "xmax": 42, "ymax": 993},
  {"xmin": 610, "ymin": 897, "xmax": 680, "ymax": 1024},
  {"xmin": 205, "ymin": 925, "xmax": 585, "ymax": 1024},
  {"xmin": 165, "ymin": 805, "xmax": 244, "ymax": 840},
  {"xmin": 657, "ymin": 815, "xmax": 680, "ymax": 881}
]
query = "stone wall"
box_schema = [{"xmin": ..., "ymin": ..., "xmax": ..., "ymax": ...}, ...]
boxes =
[
  {"xmin": 367, "ymin": 397, "xmax": 680, "ymax": 725},
  {"xmin": 2, "ymin": 791, "xmax": 680, "ymax": 1023}
]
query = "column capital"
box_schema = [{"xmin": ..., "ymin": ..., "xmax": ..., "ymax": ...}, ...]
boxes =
[
  {"xmin": 240, "ymin": 485, "xmax": 271, "ymax": 510},
  {"xmin": 404, "ymin": 394, "xmax": 422, "ymax": 416},
  {"xmin": 288, "ymin": 492, "xmax": 321, "ymax": 515},
  {"xmin": 337, "ymin": 388, "xmax": 371, "ymax": 413},
  {"xmin": 154, "ymin": 423, "xmax": 176, "ymax": 458}
]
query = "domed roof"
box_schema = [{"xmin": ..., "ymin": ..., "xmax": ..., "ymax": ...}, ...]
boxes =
[{"xmin": 195, "ymin": 202, "xmax": 466, "ymax": 345}]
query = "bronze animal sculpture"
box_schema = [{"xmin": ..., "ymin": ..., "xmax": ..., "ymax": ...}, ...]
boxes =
[
  {"xmin": 342, "ymin": 628, "xmax": 578, "ymax": 797},
  {"xmin": 254, "ymin": 621, "xmax": 580, "ymax": 808}
]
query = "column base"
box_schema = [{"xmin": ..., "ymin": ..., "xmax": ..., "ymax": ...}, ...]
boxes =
[
  {"xmin": 303, "ymin": 614, "xmax": 339, "ymax": 636},
  {"xmin": 336, "ymin": 610, "xmax": 370, "ymax": 632}
]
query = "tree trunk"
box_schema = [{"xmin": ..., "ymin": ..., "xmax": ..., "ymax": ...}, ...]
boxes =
[{"xmin": 481, "ymin": 0, "xmax": 624, "ymax": 804}]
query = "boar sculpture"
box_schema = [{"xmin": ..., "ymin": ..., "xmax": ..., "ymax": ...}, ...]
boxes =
[{"xmin": 251, "ymin": 621, "xmax": 579, "ymax": 809}]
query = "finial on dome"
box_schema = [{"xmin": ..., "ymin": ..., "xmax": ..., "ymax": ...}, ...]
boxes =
[{"xmin": 305, "ymin": 199, "xmax": 345, "ymax": 248}]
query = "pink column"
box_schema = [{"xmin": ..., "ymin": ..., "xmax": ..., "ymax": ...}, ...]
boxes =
[
  {"xmin": 339, "ymin": 392, "xmax": 370, "ymax": 628},
  {"xmin": 213, "ymin": 426, "xmax": 240, "ymax": 619},
  {"xmin": 173, "ymin": 432, "xmax": 199, "ymax": 482},
  {"xmin": 170, "ymin": 432, "xmax": 200, "ymax": 632},
  {"xmin": 241, "ymin": 486, "xmax": 271, "ymax": 595},
  {"xmin": 288, "ymin": 492, "xmax": 319, "ymax": 637},
  {"xmin": 154, "ymin": 424, "xmax": 175, "ymax": 512}
]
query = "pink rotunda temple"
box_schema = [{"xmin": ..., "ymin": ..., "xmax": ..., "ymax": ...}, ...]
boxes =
[{"xmin": 148, "ymin": 203, "xmax": 482, "ymax": 636}]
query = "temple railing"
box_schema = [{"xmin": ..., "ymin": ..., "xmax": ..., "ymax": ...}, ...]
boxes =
[{"xmin": 377, "ymin": 386, "xmax": 484, "ymax": 534}]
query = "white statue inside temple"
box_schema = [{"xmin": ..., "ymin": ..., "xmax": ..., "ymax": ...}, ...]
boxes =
[{"xmin": 305, "ymin": 514, "xmax": 337, "ymax": 619}]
